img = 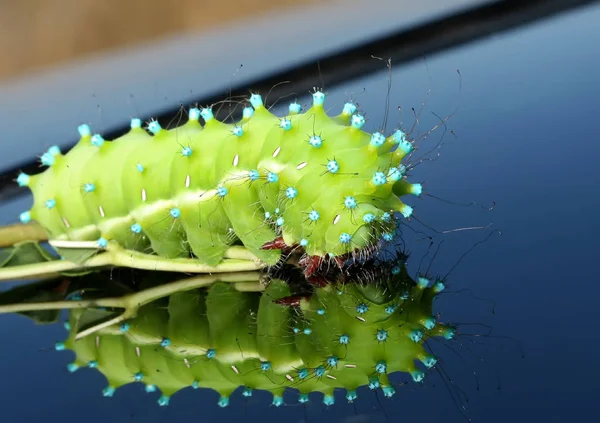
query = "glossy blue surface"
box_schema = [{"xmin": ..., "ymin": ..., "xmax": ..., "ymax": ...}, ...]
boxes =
[{"xmin": 1, "ymin": 3, "xmax": 599, "ymax": 422}]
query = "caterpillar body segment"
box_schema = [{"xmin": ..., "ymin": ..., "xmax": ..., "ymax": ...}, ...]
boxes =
[
  {"xmin": 18, "ymin": 90, "xmax": 420, "ymax": 272},
  {"xmin": 57, "ymin": 264, "xmax": 451, "ymax": 407}
]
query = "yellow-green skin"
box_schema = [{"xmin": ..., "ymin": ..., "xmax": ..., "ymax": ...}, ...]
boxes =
[
  {"xmin": 58, "ymin": 266, "xmax": 451, "ymax": 407},
  {"xmin": 21, "ymin": 91, "xmax": 420, "ymax": 266}
]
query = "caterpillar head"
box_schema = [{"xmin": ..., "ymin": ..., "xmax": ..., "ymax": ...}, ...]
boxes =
[{"xmin": 247, "ymin": 90, "xmax": 421, "ymax": 268}]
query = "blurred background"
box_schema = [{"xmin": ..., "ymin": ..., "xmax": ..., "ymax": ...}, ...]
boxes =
[{"xmin": 0, "ymin": 0, "xmax": 325, "ymax": 80}]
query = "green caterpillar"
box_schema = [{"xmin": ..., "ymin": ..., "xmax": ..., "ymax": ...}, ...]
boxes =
[
  {"xmin": 55, "ymin": 263, "xmax": 451, "ymax": 407},
  {"xmin": 16, "ymin": 90, "xmax": 421, "ymax": 274}
]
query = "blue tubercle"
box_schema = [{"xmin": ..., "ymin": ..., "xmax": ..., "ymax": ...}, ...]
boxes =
[
  {"xmin": 350, "ymin": 114, "xmax": 365, "ymax": 129},
  {"xmin": 382, "ymin": 232, "xmax": 394, "ymax": 242},
  {"xmin": 216, "ymin": 186, "xmax": 228, "ymax": 197},
  {"xmin": 417, "ymin": 277, "xmax": 429, "ymax": 289},
  {"xmin": 339, "ymin": 334, "xmax": 349, "ymax": 345},
  {"xmin": 276, "ymin": 217, "xmax": 284, "ymax": 226},
  {"xmin": 342, "ymin": 102, "xmax": 357, "ymax": 116},
  {"xmin": 343, "ymin": 196, "xmax": 357, "ymax": 209},
  {"xmin": 192, "ymin": 381, "xmax": 199, "ymax": 389},
  {"xmin": 376, "ymin": 329, "xmax": 388, "ymax": 342},
  {"xmin": 382, "ymin": 386, "xmax": 396, "ymax": 398},
  {"xmin": 206, "ymin": 348, "xmax": 216, "ymax": 359},
  {"xmin": 393, "ymin": 129, "xmax": 407, "ymax": 143},
  {"xmin": 189, "ymin": 108, "xmax": 200, "ymax": 121},
  {"xmin": 298, "ymin": 368, "xmax": 309, "ymax": 379},
  {"xmin": 370, "ymin": 132, "xmax": 386, "ymax": 147},
  {"xmin": 16, "ymin": 172, "xmax": 30, "ymax": 187},
  {"xmin": 242, "ymin": 387, "xmax": 253, "ymax": 397},
  {"xmin": 375, "ymin": 360, "xmax": 387, "ymax": 374},
  {"xmin": 433, "ymin": 281, "xmax": 446, "ymax": 293},
  {"xmin": 317, "ymin": 308, "xmax": 326, "ymax": 315},
  {"xmin": 45, "ymin": 199, "xmax": 56, "ymax": 209},
  {"xmin": 170, "ymin": 208, "xmax": 181, "ymax": 218},
  {"xmin": 280, "ymin": 117, "xmax": 292, "ymax": 131},
  {"xmin": 243, "ymin": 107, "xmax": 254, "ymax": 119},
  {"xmin": 102, "ymin": 386, "xmax": 116, "ymax": 397},
  {"xmin": 303, "ymin": 327, "xmax": 312, "ymax": 335},
  {"xmin": 158, "ymin": 395, "xmax": 170, "ymax": 406},
  {"xmin": 398, "ymin": 138, "xmax": 413, "ymax": 154},
  {"xmin": 401, "ymin": 205, "xmax": 413, "ymax": 218},
  {"xmin": 315, "ymin": 365, "xmax": 326, "ymax": 377},
  {"xmin": 249, "ymin": 94, "xmax": 263, "ymax": 109},
  {"xmin": 55, "ymin": 342, "xmax": 65, "ymax": 351},
  {"xmin": 78, "ymin": 124, "xmax": 92, "ymax": 137},
  {"xmin": 134, "ymin": 372, "xmax": 144, "ymax": 382},
  {"xmin": 40, "ymin": 152, "xmax": 55, "ymax": 166},
  {"xmin": 385, "ymin": 303, "xmax": 397, "ymax": 314},
  {"xmin": 248, "ymin": 170, "xmax": 260, "ymax": 181},
  {"xmin": 423, "ymin": 316, "xmax": 436, "ymax": 330},
  {"xmin": 286, "ymin": 187, "xmax": 298, "ymax": 199},
  {"xmin": 300, "ymin": 239, "xmax": 308, "ymax": 247},
  {"xmin": 312, "ymin": 91, "xmax": 325, "ymax": 106},
  {"xmin": 391, "ymin": 265, "xmax": 401, "ymax": 275},
  {"xmin": 363, "ymin": 213, "xmax": 376, "ymax": 224},
  {"xmin": 181, "ymin": 146, "xmax": 193, "ymax": 157},
  {"xmin": 266, "ymin": 172, "xmax": 278, "ymax": 183},
  {"xmin": 327, "ymin": 356, "xmax": 338, "ymax": 367},
  {"xmin": 97, "ymin": 236, "xmax": 108, "ymax": 247},
  {"xmin": 130, "ymin": 118, "xmax": 142, "ymax": 128},
  {"xmin": 323, "ymin": 395, "xmax": 335, "ymax": 406},
  {"xmin": 145, "ymin": 384, "xmax": 157, "ymax": 393},
  {"xmin": 130, "ymin": 223, "xmax": 142, "ymax": 234},
  {"xmin": 298, "ymin": 393, "xmax": 310, "ymax": 403},
  {"xmin": 356, "ymin": 303, "xmax": 368, "ymax": 314},
  {"xmin": 444, "ymin": 328, "xmax": 455, "ymax": 339},
  {"xmin": 339, "ymin": 233, "xmax": 352, "ymax": 244},
  {"xmin": 87, "ymin": 360, "xmax": 98, "ymax": 368},
  {"xmin": 91, "ymin": 134, "xmax": 105, "ymax": 147},
  {"xmin": 309, "ymin": 135, "xmax": 323, "ymax": 148},
  {"xmin": 148, "ymin": 121, "xmax": 162, "ymax": 135},
  {"xmin": 136, "ymin": 163, "xmax": 144, "ymax": 173},
  {"xmin": 346, "ymin": 390, "xmax": 358, "ymax": 402},
  {"xmin": 326, "ymin": 160, "xmax": 340, "ymax": 173},
  {"xmin": 411, "ymin": 183, "xmax": 423, "ymax": 196},
  {"xmin": 19, "ymin": 211, "xmax": 31, "ymax": 224},
  {"xmin": 309, "ymin": 210, "xmax": 320, "ymax": 221},
  {"xmin": 422, "ymin": 355, "xmax": 438, "ymax": 368},
  {"xmin": 120, "ymin": 322, "xmax": 130, "ymax": 332},
  {"xmin": 200, "ymin": 107, "xmax": 214, "ymax": 122},
  {"xmin": 47, "ymin": 145, "xmax": 61, "ymax": 156},
  {"xmin": 232, "ymin": 126, "xmax": 244, "ymax": 137},
  {"xmin": 217, "ymin": 396, "xmax": 229, "ymax": 408},
  {"xmin": 372, "ymin": 171, "xmax": 387, "ymax": 186},
  {"xmin": 84, "ymin": 183, "xmax": 95, "ymax": 193},
  {"xmin": 289, "ymin": 102, "xmax": 302, "ymax": 114},
  {"xmin": 272, "ymin": 395, "xmax": 284, "ymax": 407},
  {"xmin": 411, "ymin": 369, "xmax": 425, "ymax": 383},
  {"xmin": 160, "ymin": 337, "xmax": 171, "ymax": 347},
  {"xmin": 260, "ymin": 361, "xmax": 271, "ymax": 371},
  {"xmin": 368, "ymin": 376, "xmax": 380, "ymax": 390},
  {"xmin": 410, "ymin": 329, "xmax": 423, "ymax": 343}
]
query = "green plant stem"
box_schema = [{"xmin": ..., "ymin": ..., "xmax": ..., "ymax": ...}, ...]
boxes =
[{"xmin": 0, "ymin": 242, "xmax": 266, "ymax": 282}]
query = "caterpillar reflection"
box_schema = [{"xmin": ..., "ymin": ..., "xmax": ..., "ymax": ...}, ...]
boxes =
[
  {"xmin": 56, "ymin": 264, "xmax": 451, "ymax": 407},
  {"xmin": 17, "ymin": 90, "xmax": 421, "ymax": 274}
]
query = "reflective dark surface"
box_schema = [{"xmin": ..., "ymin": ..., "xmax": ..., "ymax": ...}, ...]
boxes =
[{"xmin": 1, "ymin": 3, "xmax": 599, "ymax": 422}]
